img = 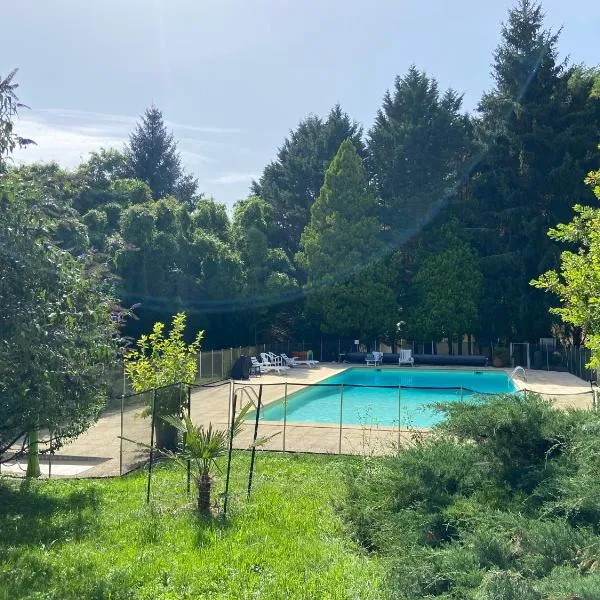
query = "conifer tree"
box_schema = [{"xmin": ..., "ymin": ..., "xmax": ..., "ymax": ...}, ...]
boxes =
[
  {"xmin": 367, "ymin": 66, "xmax": 470, "ymax": 249},
  {"xmin": 298, "ymin": 139, "xmax": 396, "ymax": 338},
  {"xmin": 126, "ymin": 106, "xmax": 198, "ymax": 201},
  {"xmin": 254, "ymin": 105, "xmax": 364, "ymax": 259},
  {"xmin": 466, "ymin": 0, "xmax": 600, "ymax": 341}
]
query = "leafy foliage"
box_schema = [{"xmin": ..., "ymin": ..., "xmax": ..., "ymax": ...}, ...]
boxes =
[
  {"xmin": 343, "ymin": 394, "xmax": 600, "ymax": 598},
  {"xmin": 124, "ymin": 312, "xmax": 202, "ymax": 392},
  {"xmin": 0, "ymin": 69, "xmax": 35, "ymax": 167},
  {"xmin": 0, "ymin": 183, "xmax": 119, "ymax": 463},
  {"xmin": 532, "ymin": 164, "xmax": 600, "ymax": 367},
  {"xmin": 407, "ymin": 227, "xmax": 482, "ymax": 344}
]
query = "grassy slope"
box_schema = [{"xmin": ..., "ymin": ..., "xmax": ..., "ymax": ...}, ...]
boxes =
[{"xmin": 0, "ymin": 453, "xmax": 382, "ymax": 600}]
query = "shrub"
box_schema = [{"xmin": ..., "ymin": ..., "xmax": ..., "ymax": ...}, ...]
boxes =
[
  {"xmin": 342, "ymin": 393, "xmax": 600, "ymax": 598},
  {"xmin": 475, "ymin": 571, "xmax": 540, "ymax": 600},
  {"xmin": 436, "ymin": 393, "xmax": 567, "ymax": 492},
  {"xmin": 82, "ymin": 209, "xmax": 108, "ymax": 249}
]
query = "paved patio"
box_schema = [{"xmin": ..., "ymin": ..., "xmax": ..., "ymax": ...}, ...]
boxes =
[{"xmin": 1, "ymin": 365, "xmax": 595, "ymax": 478}]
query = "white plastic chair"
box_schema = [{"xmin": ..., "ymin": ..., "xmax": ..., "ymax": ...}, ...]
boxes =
[{"xmin": 398, "ymin": 349, "xmax": 414, "ymax": 366}]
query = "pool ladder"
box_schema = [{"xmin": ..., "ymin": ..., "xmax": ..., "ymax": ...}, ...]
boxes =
[
  {"xmin": 235, "ymin": 385, "xmax": 261, "ymax": 408},
  {"xmin": 511, "ymin": 366, "xmax": 527, "ymax": 382}
]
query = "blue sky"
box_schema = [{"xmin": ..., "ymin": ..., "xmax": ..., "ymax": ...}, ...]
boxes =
[{"xmin": 5, "ymin": 0, "xmax": 599, "ymax": 208}]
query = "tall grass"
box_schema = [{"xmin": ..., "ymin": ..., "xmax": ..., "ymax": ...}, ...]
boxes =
[{"xmin": 0, "ymin": 453, "xmax": 382, "ymax": 600}]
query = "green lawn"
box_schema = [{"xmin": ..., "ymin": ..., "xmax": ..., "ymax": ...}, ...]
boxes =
[{"xmin": 0, "ymin": 453, "xmax": 382, "ymax": 600}]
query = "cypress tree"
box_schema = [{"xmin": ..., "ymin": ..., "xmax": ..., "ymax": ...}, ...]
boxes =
[
  {"xmin": 253, "ymin": 105, "xmax": 365, "ymax": 259},
  {"xmin": 298, "ymin": 139, "xmax": 396, "ymax": 338}
]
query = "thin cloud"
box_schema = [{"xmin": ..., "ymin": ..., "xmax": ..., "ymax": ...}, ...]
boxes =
[
  {"xmin": 206, "ymin": 172, "xmax": 258, "ymax": 185},
  {"xmin": 37, "ymin": 108, "xmax": 243, "ymax": 135},
  {"xmin": 10, "ymin": 108, "xmax": 256, "ymax": 207}
]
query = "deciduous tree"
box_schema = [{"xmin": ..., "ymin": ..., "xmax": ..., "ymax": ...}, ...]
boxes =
[
  {"xmin": 532, "ymin": 164, "xmax": 600, "ymax": 366},
  {"xmin": 0, "ymin": 185, "xmax": 119, "ymax": 476}
]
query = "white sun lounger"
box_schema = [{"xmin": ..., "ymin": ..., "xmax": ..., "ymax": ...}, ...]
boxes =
[
  {"xmin": 259, "ymin": 353, "xmax": 290, "ymax": 373},
  {"xmin": 398, "ymin": 349, "xmax": 414, "ymax": 366},
  {"xmin": 281, "ymin": 353, "xmax": 319, "ymax": 367}
]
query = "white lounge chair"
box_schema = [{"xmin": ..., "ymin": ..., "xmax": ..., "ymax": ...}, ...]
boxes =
[
  {"xmin": 398, "ymin": 349, "xmax": 414, "ymax": 366},
  {"xmin": 265, "ymin": 351, "xmax": 284, "ymax": 366},
  {"xmin": 260, "ymin": 353, "xmax": 290, "ymax": 373},
  {"xmin": 250, "ymin": 356, "xmax": 267, "ymax": 375},
  {"xmin": 281, "ymin": 352, "xmax": 319, "ymax": 368},
  {"xmin": 280, "ymin": 353, "xmax": 298, "ymax": 367},
  {"xmin": 366, "ymin": 351, "xmax": 383, "ymax": 366}
]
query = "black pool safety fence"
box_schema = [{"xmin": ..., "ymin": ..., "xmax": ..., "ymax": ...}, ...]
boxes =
[
  {"xmin": 103, "ymin": 340, "xmax": 600, "ymax": 401},
  {"xmin": 106, "ymin": 379, "xmax": 600, "ymax": 508},
  {"xmin": 1, "ymin": 379, "xmax": 596, "ymax": 518}
]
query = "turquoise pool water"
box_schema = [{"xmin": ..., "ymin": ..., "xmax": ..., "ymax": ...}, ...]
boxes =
[{"xmin": 259, "ymin": 368, "xmax": 518, "ymax": 428}]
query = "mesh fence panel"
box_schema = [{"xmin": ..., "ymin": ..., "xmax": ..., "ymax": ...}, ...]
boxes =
[
  {"xmin": 120, "ymin": 389, "xmax": 153, "ymax": 475},
  {"xmin": 7, "ymin": 370, "xmax": 595, "ymax": 481}
]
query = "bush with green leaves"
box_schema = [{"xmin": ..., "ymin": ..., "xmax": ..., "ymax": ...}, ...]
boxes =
[
  {"xmin": 0, "ymin": 184, "xmax": 119, "ymax": 476},
  {"xmin": 342, "ymin": 393, "xmax": 600, "ymax": 599},
  {"xmin": 124, "ymin": 312, "xmax": 202, "ymax": 450}
]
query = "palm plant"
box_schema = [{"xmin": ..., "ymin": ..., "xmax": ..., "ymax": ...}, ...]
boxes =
[{"xmin": 162, "ymin": 403, "xmax": 269, "ymax": 515}]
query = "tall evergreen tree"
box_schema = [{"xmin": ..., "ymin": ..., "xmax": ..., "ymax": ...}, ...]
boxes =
[
  {"xmin": 367, "ymin": 66, "xmax": 471, "ymax": 250},
  {"xmin": 125, "ymin": 106, "xmax": 199, "ymax": 202},
  {"xmin": 298, "ymin": 139, "xmax": 396, "ymax": 338},
  {"xmin": 253, "ymin": 104, "xmax": 364, "ymax": 259},
  {"xmin": 465, "ymin": 0, "xmax": 600, "ymax": 342},
  {"xmin": 406, "ymin": 228, "xmax": 483, "ymax": 352}
]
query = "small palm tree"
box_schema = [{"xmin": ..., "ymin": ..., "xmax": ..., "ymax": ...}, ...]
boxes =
[{"xmin": 162, "ymin": 403, "xmax": 270, "ymax": 515}]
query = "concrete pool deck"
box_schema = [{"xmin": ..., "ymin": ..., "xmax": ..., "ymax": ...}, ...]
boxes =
[{"xmin": 2, "ymin": 365, "xmax": 594, "ymax": 478}]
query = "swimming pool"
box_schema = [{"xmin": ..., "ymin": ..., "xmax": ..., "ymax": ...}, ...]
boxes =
[{"xmin": 259, "ymin": 368, "xmax": 518, "ymax": 428}]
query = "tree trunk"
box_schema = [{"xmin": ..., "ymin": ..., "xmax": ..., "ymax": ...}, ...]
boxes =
[
  {"xmin": 26, "ymin": 429, "xmax": 41, "ymax": 478},
  {"xmin": 197, "ymin": 472, "xmax": 212, "ymax": 515}
]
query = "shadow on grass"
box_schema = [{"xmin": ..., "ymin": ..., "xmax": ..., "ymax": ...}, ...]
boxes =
[
  {"xmin": 0, "ymin": 478, "xmax": 101, "ymax": 546},
  {"xmin": 192, "ymin": 510, "xmax": 234, "ymax": 548}
]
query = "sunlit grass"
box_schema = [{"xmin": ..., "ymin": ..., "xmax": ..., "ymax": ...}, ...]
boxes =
[{"xmin": 0, "ymin": 452, "xmax": 382, "ymax": 600}]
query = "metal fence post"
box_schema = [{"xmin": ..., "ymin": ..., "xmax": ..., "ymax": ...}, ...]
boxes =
[
  {"xmin": 211, "ymin": 350, "xmax": 214, "ymax": 378},
  {"xmin": 397, "ymin": 385, "xmax": 402, "ymax": 451},
  {"xmin": 119, "ymin": 392, "xmax": 124, "ymax": 476},
  {"xmin": 221, "ymin": 350, "xmax": 224, "ymax": 379},
  {"xmin": 227, "ymin": 380, "xmax": 233, "ymax": 431},
  {"xmin": 283, "ymin": 382, "xmax": 288, "ymax": 452},
  {"xmin": 146, "ymin": 388, "xmax": 157, "ymax": 504},
  {"xmin": 223, "ymin": 389, "xmax": 238, "ymax": 519},
  {"xmin": 247, "ymin": 385, "xmax": 263, "ymax": 498},
  {"xmin": 199, "ymin": 351, "xmax": 202, "ymax": 379},
  {"xmin": 460, "ymin": 386, "xmax": 464, "ymax": 402},
  {"xmin": 48, "ymin": 432, "xmax": 52, "ymax": 479},
  {"xmin": 186, "ymin": 383, "xmax": 191, "ymax": 497},
  {"xmin": 338, "ymin": 384, "xmax": 344, "ymax": 454}
]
